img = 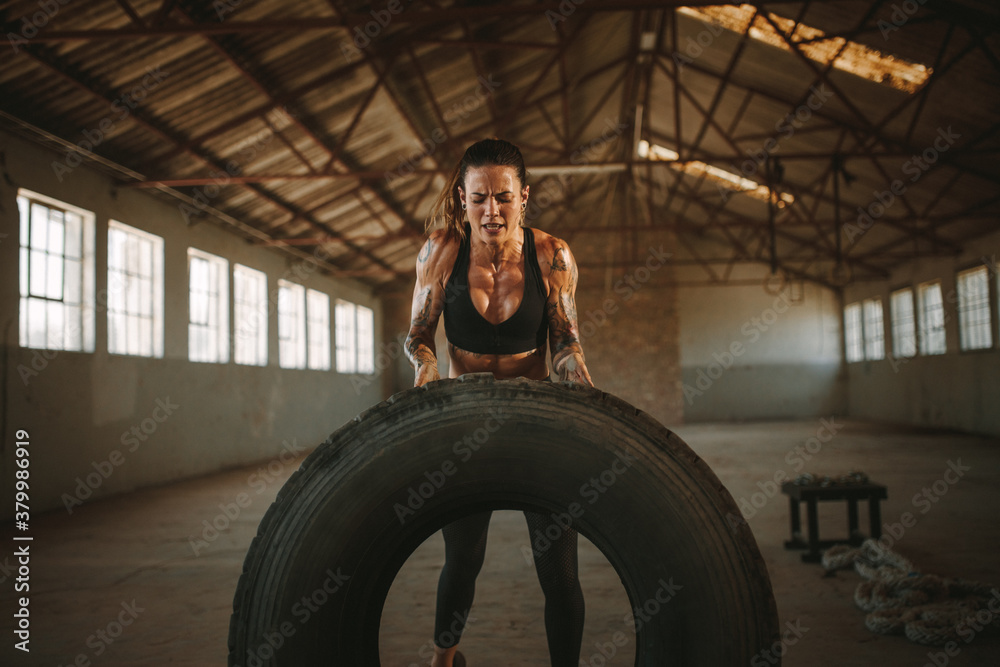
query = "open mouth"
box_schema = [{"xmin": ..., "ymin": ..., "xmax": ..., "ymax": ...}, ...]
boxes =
[{"xmin": 482, "ymin": 223, "xmax": 504, "ymax": 232}]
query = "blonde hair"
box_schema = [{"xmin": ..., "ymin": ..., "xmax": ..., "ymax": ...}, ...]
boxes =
[{"xmin": 426, "ymin": 138, "xmax": 528, "ymax": 239}]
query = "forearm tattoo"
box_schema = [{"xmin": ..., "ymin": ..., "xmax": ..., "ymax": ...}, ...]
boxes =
[{"xmin": 406, "ymin": 287, "xmax": 439, "ymax": 368}]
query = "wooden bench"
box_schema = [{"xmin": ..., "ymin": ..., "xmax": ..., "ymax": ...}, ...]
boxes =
[{"xmin": 781, "ymin": 481, "xmax": 888, "ymax": 562}]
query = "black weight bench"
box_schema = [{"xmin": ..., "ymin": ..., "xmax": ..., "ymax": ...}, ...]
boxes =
[{"xmin": 781, "ymin": 481, "xmax": 888, "ymax": 562}]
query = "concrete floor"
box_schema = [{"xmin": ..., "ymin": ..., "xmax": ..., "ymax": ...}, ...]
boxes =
[{"xmin": 3, "ymin": 418, "xmax": 999, "ymax": 666}]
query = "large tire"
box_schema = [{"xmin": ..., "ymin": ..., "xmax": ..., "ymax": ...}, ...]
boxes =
[{"xmin": 228, "ymin": 374, "xmax": 779, "ymax": 666}]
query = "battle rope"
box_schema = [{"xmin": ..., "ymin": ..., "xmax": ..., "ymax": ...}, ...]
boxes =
[{"xmin": 822, "ymin": 539, "xmax": 1000, "ymax": 645}]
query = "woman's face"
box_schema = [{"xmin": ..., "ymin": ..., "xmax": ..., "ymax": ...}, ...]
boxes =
[{"xmin": 459, "ymin": 165, "xmax": 529, "ymax": 247}]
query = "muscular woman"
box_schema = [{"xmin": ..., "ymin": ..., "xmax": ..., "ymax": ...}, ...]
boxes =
[{"xmin": 405, "ymin": 138, "xmax": 593, "ymax": 666}]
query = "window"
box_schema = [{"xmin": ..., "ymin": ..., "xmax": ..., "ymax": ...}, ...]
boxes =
[
  {"xmin": 957, "ymin": 266, "xmax": 993, "ymax": 351},
  {"xmin": 843, "ymin": 302, "xmax": 863, "ymax": 363},
  {"xmin": 306, "ymin": 289, "xmax": 331, "ymax": 371},
  {"xmin": 188, "ymin": 249, "xmax": 229, "ymax": 363},
  {"xmin": 107, "ymin": 220, "xmax": 164, "ymax": 357},
  {"xmin": 18, "ymin": 190, "xmax": 95, "ymax": 352},
  {"xmin": 335, "ymin": 300, "xmax": 356, "ymax": 372},
  {"xmin": 890, "ymin": 288, "xmax": 917, "ymax": 358},
  {"xmin": 862, "ymin": 298, "xmax": 885, "ymax": 360},
  {"xmin": 335, "ymin": 300, "xmax": 375, "ymax": 373},
  {"xmin": 917, "ymin": 281, "xmax": 946, "ymax": 355},
  {"xmin": 277, "ymin": 280, "xmax": 306, "ymax": 369},
  {"xmin": 357, "ymin": 305, "xmax": 375, "ymax": 374},
  {"xmin": 234, "ymin": 265, "xmax": 267, "ymax": 366}
]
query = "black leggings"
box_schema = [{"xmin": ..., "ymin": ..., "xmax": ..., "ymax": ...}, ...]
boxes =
[{"xmin": 433, "ymin": 511, "xmax": 585, "ymax": 666}]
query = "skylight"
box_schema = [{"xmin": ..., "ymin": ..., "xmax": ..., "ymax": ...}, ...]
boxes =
[
  {"xmin": 637, "ymin": 140, "xmax": 794, "ymax": 207},
  {"xmin": 679, "ymin": 5, "xmax": 932, "ymax": 93}
]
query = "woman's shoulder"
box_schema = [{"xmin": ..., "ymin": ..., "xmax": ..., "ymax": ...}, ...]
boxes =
[
  {"xmin": 416, "ymin": 228, "xmax": 462, "ymax": 279},
  {"xmin": 526, "ymin": 227, "xmax": 575, "ymax": 278},
  {"xmin": 527, "ymin": 226, "xmax": 571, "ymax": 258}
]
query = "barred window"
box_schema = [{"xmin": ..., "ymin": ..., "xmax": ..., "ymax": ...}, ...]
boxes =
[
  {"xmin": 188, "ymin": 249, "xmax": 229, "ymax": 363},
  {"xmin": 844, "ymin": 302, "xmax": 863, "ymax": 363},
  {"xmin": 862, "ymin": 298, "xmax": 885, "ymax": 360},
  {"xmin": 917, "ymin": 281, "xmax": 946, "ymax": 355},
  {"xmin": 278, "ymin": 280, "xmax": 306, "ymax": 369},
  {"xmin": 306, "ymin": 289, "xmax": 331, "ymax": 371},
  {"xmin": 108, "ymin": 220, "xmax": 164, "ymax": 357},
  {"xmin": 335, "ymin": 300, "xmax": 375, "ymax": 373},
  {"xmin": 890, "ymin": 288, "xmax": 917, "ymax": 358},
  {"xmin": 957, "ymin": 266, "xmax": 993, "ymax": 351},
  {"xmin": 234, "ymin": 264, "xmax": 268, "ymax": 366},
  {"xmin": 18, "ymin": 190, "xmax": 95, "ymax": 352}
]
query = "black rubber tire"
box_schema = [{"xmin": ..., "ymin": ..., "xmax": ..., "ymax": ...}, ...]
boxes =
[{"xmin": 228, "ymin": 374, "xmax": 779, "ymax": 666}]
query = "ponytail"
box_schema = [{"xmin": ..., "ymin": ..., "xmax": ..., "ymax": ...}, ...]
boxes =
[{"xmin": 426, "ymin": 161, "xmax": 466, "ymax": 239}]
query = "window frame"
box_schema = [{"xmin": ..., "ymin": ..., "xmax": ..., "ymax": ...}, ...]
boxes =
[
  {"xmin": 956, "ymin": 265, "xmax": 994, "ymax": 352},
  {"xmin": 889, "ymin": 287, "xmax": 917, "ymax": 359},
  {"xmin": 862, "ymin": 297, "xmax": 886, "ymax": 361},
  {"xmin": 187, "ymin": 248, "xmax": 230, "ymax": 364},
  {"xmin": 843, "ymin": 301, "xmax": 864, "ymax": 363},
  {"xmin": 107, "ymin": 219, "xmax": 164, "ymax": 358},
  {"xmin": 916, "ymin": 280, "xmax": 947, "ymax": 356},
  {"xmin": 277, "ymin": 280, "xmax": 307, "ymax": 370},
  {"xmin": 17, "ymin": 189, "xmax": 96, "ymax": 353},
  {"xmin": 335, "ymin": 300, "xmax": 375, "ymax": 374},
  {"xmin": 233, "ymin": 264, "xmax": 268, "ymax": 367},
  {"xmin": 306, "ymin": 289, "xmax": 331, "ymax": 371}
]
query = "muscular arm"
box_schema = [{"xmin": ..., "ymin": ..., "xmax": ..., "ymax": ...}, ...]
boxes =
[
  {"xmin": 545, "ymin": 242, "xmax": 594, "ymax": 386},
  {"xmin": 405, "ymin": 234, "xmax": 448, "ymax": 386}
]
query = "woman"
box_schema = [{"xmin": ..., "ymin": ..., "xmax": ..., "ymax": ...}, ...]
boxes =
[{"xmin": 405, "ymin": 138, "xmax": 593, "ymax": 667}]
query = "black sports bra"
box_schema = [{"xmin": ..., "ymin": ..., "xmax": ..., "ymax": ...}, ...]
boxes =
[{"xmin": 444, "ymin": 225, "xmax": 548, "ymax": 355}]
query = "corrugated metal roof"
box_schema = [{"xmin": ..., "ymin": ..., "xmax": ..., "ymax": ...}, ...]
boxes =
[{"xmin": 1, "ymin": 0, "xmax": 997, "ymax": 289}]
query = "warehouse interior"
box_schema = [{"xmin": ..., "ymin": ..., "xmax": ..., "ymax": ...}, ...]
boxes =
[{"xmin": 1, "ymin": 0, "xmax": 998, "ymax": 665}]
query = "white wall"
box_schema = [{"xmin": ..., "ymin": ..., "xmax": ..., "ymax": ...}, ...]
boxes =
[
  {"xmin": 678, "ymin": 280, "xmax": 846, "ymax": 421},
  {"xmin": 0, "ymin": 131, "xmax": 384, "ymax": 518},
  {"xmin": 844, "ymin": 229, "xmax": 1000, "ymax": 436}
]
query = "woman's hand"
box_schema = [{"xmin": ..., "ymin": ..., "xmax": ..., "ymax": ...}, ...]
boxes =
[
  {"xmin": 554, "ymin": 350, "xmax": 593, "ymax": 386},
  {"xmin": 415, "ymin": 362, "xmax": 441, "ymax": 387}
]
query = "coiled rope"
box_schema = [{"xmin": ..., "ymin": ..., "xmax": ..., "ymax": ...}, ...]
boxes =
[{"xmin": 822, "ymin": 539, "xmax": 1000, "ymax": 645}]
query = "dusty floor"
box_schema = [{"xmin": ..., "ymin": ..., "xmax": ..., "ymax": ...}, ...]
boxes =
[{"xmin": 2, "ymin": 418, "xmax": 999, "ymax": 666}]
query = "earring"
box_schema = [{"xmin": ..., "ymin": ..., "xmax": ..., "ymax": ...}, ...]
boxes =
[{"xmin": 461, "ymin": 203, "xmax": 467, "ymax": 210}]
